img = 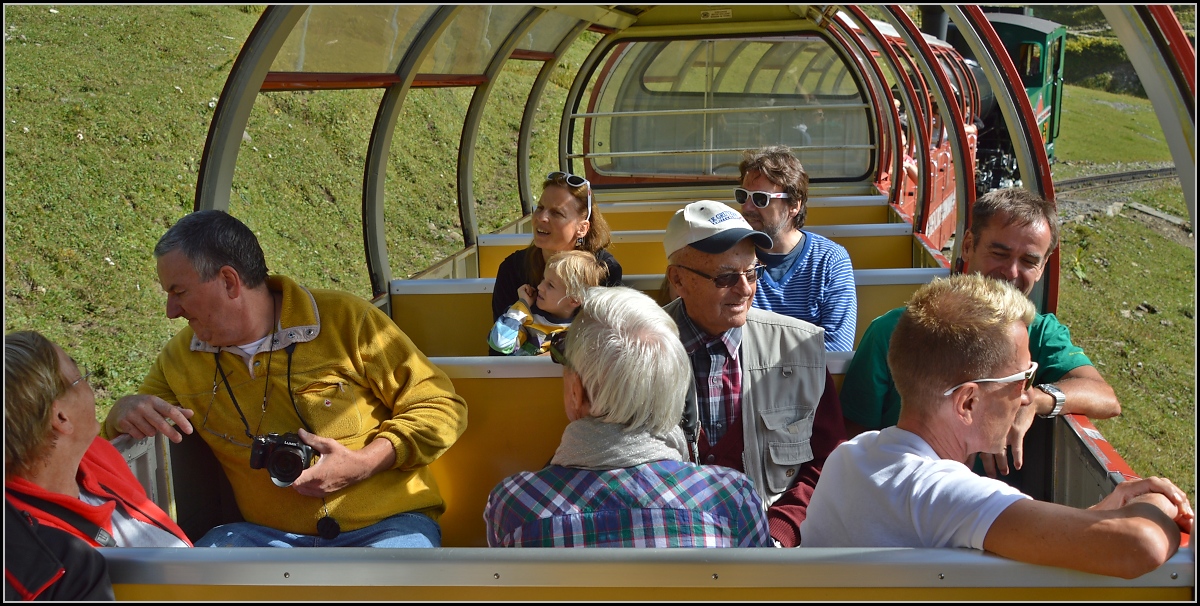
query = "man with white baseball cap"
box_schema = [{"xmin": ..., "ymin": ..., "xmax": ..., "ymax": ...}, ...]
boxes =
[{"xmin": 662, "ymin": 200, "xmax": 847, "ymax": 547}]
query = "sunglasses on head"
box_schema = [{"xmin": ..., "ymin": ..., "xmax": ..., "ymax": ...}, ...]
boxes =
[
  {"xmin": 548, "ymin": 330, "xmax": 570, "ymax": 367},
  {"xmin": 943, "ymin": 361, "xmax": 1039, "ymax": 396},
  {"xmin": 548, "ymin": 171, "xmax": 592, "ymax": 221},
  {"xmin": 734, "ymin": 187, "xmax": 790, "ymax": 208},
  {"xmin": 673, "ymin": 263, "xmax": 765, "ymax": 289}
]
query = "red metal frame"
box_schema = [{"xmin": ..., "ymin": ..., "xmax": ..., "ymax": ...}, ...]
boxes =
[
  {"xmin": 261, "ymin": 72, "xmax": 403, "ymax": 91},
  {"xmin": 826, "ymin": 15, "xmax": 898, "ymax": 202},
  {"xmin": 509, "ymin": 49, "xmax": 556, "ymax": 62},
  {"xmin": 886, "ymin": 7, "xmax": 972, "ymax": 250},
  {"xmin": 1064, "ymin": 415, "xmax": 1191, "ymax": 548},
  {"xmin": 1146, "ymin": 5, "xmax": 1196, "ymax": 97}
]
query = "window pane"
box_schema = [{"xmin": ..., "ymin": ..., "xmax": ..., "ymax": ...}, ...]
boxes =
[
  {"xmin": 515, "ymin": 10, "xmax": 580, "ymax": 53},
  {"xmin": 578, "ymin": 37, "xmax": 870, "ymax": 180},
  {"xmin": 272, "ymin": 5, "xmax": 438, "ymax": 73},
  {"xmin": 420, "ymin": 6, "xmax": 529, "ymax": 74}
]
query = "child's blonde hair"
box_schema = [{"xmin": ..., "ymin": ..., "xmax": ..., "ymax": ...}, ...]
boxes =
[{"xmin": 545, "ymin": 250, "xmax": 609, "ymax": 303}]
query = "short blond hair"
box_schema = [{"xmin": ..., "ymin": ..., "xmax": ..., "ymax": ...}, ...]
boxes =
[
  {"xmin": 5, "ymin": 331, "xmax": 69, "ymax": 479},
  {"xmin": 888, "ymin": 274, "xmax": 1035, "ymax": 416},
  {"xmin": 546, "ymin": 250, "xmax": 609, "ymax": 302}
]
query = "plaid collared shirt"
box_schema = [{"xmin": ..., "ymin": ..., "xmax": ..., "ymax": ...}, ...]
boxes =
[
  {"xmin": 675, "ymin": 311, "xmax": 743, "ymax": 448},
  {"xmin": 485, "ymin": 460, "xmax": 772, "ymax": 547}
]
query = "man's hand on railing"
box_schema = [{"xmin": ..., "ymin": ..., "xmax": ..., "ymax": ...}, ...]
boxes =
[{"xmin": 105, "ymin": 394, "xmax": 194, "ymax": 443}]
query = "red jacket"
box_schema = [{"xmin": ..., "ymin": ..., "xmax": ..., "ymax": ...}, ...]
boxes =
[{"xmin": 6, "ymin": 436, "xmax": 192, "ymax": 547}]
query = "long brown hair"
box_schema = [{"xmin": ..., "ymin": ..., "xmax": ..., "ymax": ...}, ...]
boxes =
[{"xmin": 525, "ymin": 174, "xmax": 612, "ymax": 286}]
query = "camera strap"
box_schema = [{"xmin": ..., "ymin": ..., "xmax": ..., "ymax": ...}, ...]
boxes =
[
  {"xmin": 283, "ymin": 343, "xmax": 313, "ymax": 433},
  {"xmin": 215, "ymin": 336, "xmax": 339, "ymax": 540},
  {"xmin": 214, "ymin": 352, "xmax": 256, "ymax": 441}
]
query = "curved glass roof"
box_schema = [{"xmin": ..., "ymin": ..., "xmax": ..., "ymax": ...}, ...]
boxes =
[{"xmin": 197, "ymin": 5, "xmax": 1093, "ymax": 302}]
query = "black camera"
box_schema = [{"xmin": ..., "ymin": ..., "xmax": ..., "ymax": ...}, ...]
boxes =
[{"xmin": 249, "ymin": 432, "xmax": 315, "ymax": 487}]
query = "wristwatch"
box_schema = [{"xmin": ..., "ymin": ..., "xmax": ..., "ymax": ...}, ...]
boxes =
[{"xmin": 1036, "ymin": 383, "xmax": 1066, "ymax": 418}]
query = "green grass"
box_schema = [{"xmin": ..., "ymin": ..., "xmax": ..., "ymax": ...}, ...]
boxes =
[
  {"xmin": 1050, "ymin": 84, "xmax": 1195, "ymax": 496},
  {"xmin": 1057, "ymin": 217, "xmax": 1195, "ymax": 497},
  {"xmin": 4, "ymin": 7, "xmax": 1194, "ymax": 497},
  {"xmin": 5, "ymin": 6, "xmax": 595, "ymax": 405},
  {"xmin": 1053, "ymin": 85, "xmax": 1175, "ymax": 172}
]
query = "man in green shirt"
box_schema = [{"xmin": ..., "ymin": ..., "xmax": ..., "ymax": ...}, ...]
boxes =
[{"xmin": 840, "ymin": 188, "xmax": 1120, "ymax": 475}]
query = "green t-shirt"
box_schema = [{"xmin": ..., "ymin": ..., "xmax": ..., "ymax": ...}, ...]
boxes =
[{"xmin": 840, "ymin": 306, "xmax": 1093, "ymax": 430}]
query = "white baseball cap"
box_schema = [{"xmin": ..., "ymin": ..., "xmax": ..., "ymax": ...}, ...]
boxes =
[{"xmin": 663, "ymin": 200, "xmax": 773, "ymax": 258}]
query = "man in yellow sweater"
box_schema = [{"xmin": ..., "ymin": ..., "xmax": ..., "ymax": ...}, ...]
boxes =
[{"xmin": 104, "ymin": 210, "xmax": 467, "ymax": 547}]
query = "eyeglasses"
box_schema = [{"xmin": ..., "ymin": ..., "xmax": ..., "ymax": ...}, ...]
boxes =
[
  {"xmin": 200, "ymin": 380, "xmax": 253, "ymax": 449},
  {"xmin": 548, "ymin": 331, "xmax": 570, "ymax": 367},
  {"xmin": 943, "ymin": 361, "xmax": 1039, "ymax": 396},
  {"xmin": 673, "ymin": 263, "xmax": 765, "ymax": 289},
  {"xmin": 69, "ymin": 366, "xmax": 91, "ymax": 389},
  {"xmin": 734, "ymin": 188, "xmax": 790, "ymax": 208},
  {"xmin": 548, "ymin": 171, "xmax": 592, "ymax": 221}
]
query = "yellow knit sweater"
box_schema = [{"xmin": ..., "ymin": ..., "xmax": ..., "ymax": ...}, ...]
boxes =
[{"xmin": 127, "ymin": 275, "xmax": 467, "ymax": 534}]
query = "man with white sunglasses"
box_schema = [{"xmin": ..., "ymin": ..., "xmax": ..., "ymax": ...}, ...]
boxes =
[
  {"xmin": 801, "ymin": 273, "xmax": 1193, "ymax": 579},
  {"xmin": 736, "ymin": 145, "xmax": 857, "ymax": 352}
]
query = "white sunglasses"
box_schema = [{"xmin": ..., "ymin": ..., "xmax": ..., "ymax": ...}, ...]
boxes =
[
  {"xmin": 548, "ymin": 171, "xmax": 592, "ymax": 221},
  {"xmin": 943, "ymin": 361, "xmax": 1039, "ymax": 396}
]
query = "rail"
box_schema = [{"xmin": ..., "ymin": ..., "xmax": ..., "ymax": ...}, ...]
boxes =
[{"xmin": 1054, "ymin": 167, "xmax": 1178, "ymax": 192}]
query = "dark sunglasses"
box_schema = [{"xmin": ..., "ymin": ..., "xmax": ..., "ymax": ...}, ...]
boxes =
[
  {"xmin": 548, "ymin": 330, "xmax": 570, "ymax": 366},
  {"xmin": 673, "ymin": 263, "xmax": 765, "ymax": 288},
  {"xmin": 734, "ymin": 187, "xmax": 790, "ymax": 208},
  {"xmin": 548, "ymin": 171, "xmax": 592, "ymax": 221}
]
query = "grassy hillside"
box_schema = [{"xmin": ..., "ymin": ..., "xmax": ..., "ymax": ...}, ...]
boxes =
[
  {"xmin": 1049, "ymin": 84, "xmax": 1195, "ymax": 496},
  {"xmin": 4, "ymin": 6, "xmax": 1193, "ymax": 495},
  {"xmin": 4, "ymin": 5, "xmax": 592, "ymax": 402}
]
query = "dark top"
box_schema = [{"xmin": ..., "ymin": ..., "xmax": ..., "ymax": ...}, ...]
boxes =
[
  {"xmin": 5, "ymin": 500, "xmax": 114, "ymax": 601},
  {"xmin": 491, "ymin": 247, "xmax": 624, "ymax": 321}
]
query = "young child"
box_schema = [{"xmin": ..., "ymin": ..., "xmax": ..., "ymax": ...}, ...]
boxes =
[{"xmin": 488, "ymin": 250, "xmax": 608, "ymax": 356}]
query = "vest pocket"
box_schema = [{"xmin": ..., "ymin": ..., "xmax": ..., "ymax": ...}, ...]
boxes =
[
  {"xmin": 292, "ymin": 377, "xmax": 361, "ymax": 439},
  {"xmin": 765, "ymin": 440, "xmax": 814, "ymax": 493}
]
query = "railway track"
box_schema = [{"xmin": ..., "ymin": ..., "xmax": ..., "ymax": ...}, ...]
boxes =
[
  {"xmin": 1054, "ymin": 167, "xmax": 1178, "ymax": 192},
  {"xmin": 1055, "ymin": 166, "xmax": 1190, "ymax": 231}
]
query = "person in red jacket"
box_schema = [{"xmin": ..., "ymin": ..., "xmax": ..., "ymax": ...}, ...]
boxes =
[
  {"xmin": 5, "ymin": 499, "xmax": 114, "ymax": 601},
  {"xmin": 5, "ymin": 330, "xmax": 191, "ymax": 548}
]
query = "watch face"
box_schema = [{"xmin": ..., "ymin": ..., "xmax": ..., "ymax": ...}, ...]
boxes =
[{"xmin": 1040, "ymin": 384, "xmax": 1064, "ymax": 399}]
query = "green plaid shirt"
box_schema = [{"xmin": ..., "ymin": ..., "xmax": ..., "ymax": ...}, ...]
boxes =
[{"xmin": 485, "ymin": 460, "xmax": 771, "ymax": 547}]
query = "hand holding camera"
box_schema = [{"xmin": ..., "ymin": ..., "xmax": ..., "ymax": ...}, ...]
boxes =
[{"xmin": 249, "ymin": 432, "xmax": 317, "ymax": 487}]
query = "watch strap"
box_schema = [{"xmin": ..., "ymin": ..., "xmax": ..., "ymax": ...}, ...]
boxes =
[{"xmin": 1036, "ymin": 383, "xmax": 1065, "ymax": 418}]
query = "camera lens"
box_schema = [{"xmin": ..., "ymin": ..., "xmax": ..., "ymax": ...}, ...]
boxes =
[{"xmin": 268, "ymin": 446, "xmax": 308, "ymax": 486}]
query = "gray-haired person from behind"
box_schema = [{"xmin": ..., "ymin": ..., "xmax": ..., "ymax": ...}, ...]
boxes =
[{"xmin": 485, "ymin": 286, "xmax": 772, "ymax": 547}]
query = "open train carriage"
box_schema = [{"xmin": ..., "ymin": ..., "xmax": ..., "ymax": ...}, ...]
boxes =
[{"xmin": 107, "ymin": 5, "xmax": 1195, "ymax": 600}]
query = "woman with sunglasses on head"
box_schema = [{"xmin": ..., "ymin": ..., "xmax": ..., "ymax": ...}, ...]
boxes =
[
  {"xmin": 5, "ymin": 330, "xmax": 192, "ymax": 550},
  {"xmin": 490, "ymin": 172, "xmax": 623, "ymax": 343}
]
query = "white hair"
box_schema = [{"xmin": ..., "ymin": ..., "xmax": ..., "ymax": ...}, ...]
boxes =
[{"xmin": 566, "ymin": 286, "xmax": 689, "ymax": 436}]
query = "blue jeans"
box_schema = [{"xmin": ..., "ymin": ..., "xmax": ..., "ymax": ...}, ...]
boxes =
[{"xmin": 195, "ymin": 512, "xmax": 441, "ymax": 547}]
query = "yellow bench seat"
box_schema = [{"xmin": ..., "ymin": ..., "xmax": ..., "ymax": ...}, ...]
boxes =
[
  {"xmin": 388, "ymin": 268, "xmax": 948, "ymax": 358},
  {"xmin": 478, "ymin": 223, "xmax": 916, "ymax": 278}
]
